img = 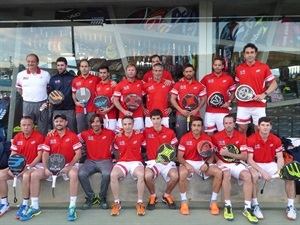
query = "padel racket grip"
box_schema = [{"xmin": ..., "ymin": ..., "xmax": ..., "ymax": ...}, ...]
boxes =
[
  {"xmin": 13, "ymin": 177, "xmax": 17, "ymax": 187},
  {"xmin": 271, "ymin": 174, "xmax": 279, "ymax": 179},
  {"xmin": 52, "ymin": 175, "xmax": 57, "ymax": 188},
  {"xmin": 228, "ymin": 106, "xmax": 232, "ymax": 110},
  {"xmin": 261, "ymin": 99, "xmax": 266, "ymax": 103},
  {"xmin": 84, "ymin": 107, "xmax": 87, "ymax": 115}
]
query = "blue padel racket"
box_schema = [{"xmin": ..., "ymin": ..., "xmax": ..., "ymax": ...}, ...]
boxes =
[
  {"xmin": 94, "ymin": 95, "xmax": 110, "ymax": 126},
  {"xmin": 48, "ymin": 154, "xmax": 66, "ymax": 198}
]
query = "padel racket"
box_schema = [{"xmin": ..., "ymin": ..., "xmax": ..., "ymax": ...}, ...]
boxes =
[
  {"xmin": 76, "ymin": 87, "xmax": 91, "ymax": 115},
  {"xmin": 148, "ymin": 143, "xmax": 176, "ymax": 169},
  {"xmin": 197, "ymin": 140, "xmax": 214, "ymax": 180},
  {"xmin": 207, "ymin": 92, "xmax": 232, "ymax": 110},
  {"xmin": 8, "ymin": 154, "xmax": 26, "ymax": 203},
  {"xmin": 124, "ymin": 93, "xmax": 142, "ymax": 112},
  {"xmin": 272, "ymin": 161, "xmax": 300, "ymax": 180},
  {"xmin": 235, "ymin": 85, "xmax": 266, "ymax": 103},
  {"xmin": 48, "ymin": 90, "xmax": 65, "ymax": 105},
  {"xmin": 222, "ymin": 144, "xmax": 248, "ymax": 167},
  {"xmin": 94, "ymin": 95, "xmax": 110, "ymax": 127},
  {"xmin": 48, "ymin": 154, "xmax": 66, "ymax": 198},
  {"xmin": 182, "ymin": 94, "xmax": 199, "ymax": 131}
]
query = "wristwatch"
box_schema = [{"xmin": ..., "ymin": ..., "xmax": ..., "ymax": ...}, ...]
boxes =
[
  {"xmin": 264, "ymin": 91, "xmax": 268, "ymax": 96},
  {"xmin": 26, "ymin": 166, "xmax": 31, "ymax": 170}
]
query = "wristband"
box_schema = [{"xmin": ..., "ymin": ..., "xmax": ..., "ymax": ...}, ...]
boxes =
[
  {"xmin": 264, "ymin": 91, "xmax": 268, "ymax": 96},
  {"xmin": 205, "ymin": 161, "xmax": 209, "ymax": 167}
]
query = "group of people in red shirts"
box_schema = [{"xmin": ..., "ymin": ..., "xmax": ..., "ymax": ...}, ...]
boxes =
[{"xmin": 0, "ymin": 43, "xmax": 296, "ymax": 223}]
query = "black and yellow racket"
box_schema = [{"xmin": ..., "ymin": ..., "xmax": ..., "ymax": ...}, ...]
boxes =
[
  {"xmin": 148, "ymin": 143, "xmax": 176, "ymax": 168},
  {"xmin": 272, "ymin": 161, "xmax": 300, "ymax": 180}
]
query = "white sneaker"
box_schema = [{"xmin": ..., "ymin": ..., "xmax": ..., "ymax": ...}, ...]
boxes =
[
  {"xmin": 286, "ymin": 205, "xmax": 297, "ymax": 220},
  {"xmin": 0, "ymin": 203, "xmax": 11, "ymax": 217},
  {"xmin": 253, "ymin": 204, "xmax": 264, "ymax": 220}
]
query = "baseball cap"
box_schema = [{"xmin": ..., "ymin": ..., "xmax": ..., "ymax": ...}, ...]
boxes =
[{"xmin": 53, "ymin": 114, "xmax": 67, "ymax": 121}]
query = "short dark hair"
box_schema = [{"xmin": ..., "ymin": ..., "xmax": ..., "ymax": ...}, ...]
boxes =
[
  {"xmin": 56, "ymin": 57, "xmax": 68, "ymax": 65},
  {"xmin": 90, "ymin": 113, "xmax": 104, "ymax": 128},
  {"xmin": 150, "ymin": 109, "xmax": 163, "ymax": 118},
  {"xmin": 98, "ymin": 65, "xmax": 109, "ymax": 72},
  {"xmin": 190, "ymin": 116, "xmax": 203, "ymax": 126},
  {"xmin": 213, "ymin": 56, "xmax": 224, "ymax": 65},
  {"xmin": 150, "ymin": 54, "xmax": 161, "ymax": 62},
  {"xmin": 79, "ymin": 59, "xmax": 90, "ymax": 67},
  {"xmin": 26, "ymin": 53, "xmax": 39, "ymax": 63},
  {"xmin": 223, "ymin": 114, "xmax": 236, "ymax": 123},
  {"xmin": 122, "ymin": 115, "xmax": 134, "ymax": 123},
  {"xmin": 183, "ymin": 63, "xmax": 195, "ymax": 71},
  {"xmin": 258, "ymin": 116, "xmax": 271, "ymax": 125},
  {"xmin": 152, "ymin": 63, "xmax": 163, "ymax": 69},
  {"xmin": 243, "ymin": 43, "xmax": 258, "ymax": 53}
]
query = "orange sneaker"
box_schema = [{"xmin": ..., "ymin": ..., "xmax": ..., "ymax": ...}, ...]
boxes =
[
  {"xmin": 147, "ymin": 196, "xmax": 157, "ymax": 210},
  {"xmin": 111, "ymin": 203, "xmax": 121, "ymax": 216},
  {"xmin": 210, "ymin": 202, "xmax": 220, "ymax": 215},
  {"xmin": 162, "ymin": 195, "xmax": 177, "ymax": 209},
  {"xmin": 180, "ymin": 201, "xmax": 189, "ymax": 215},
  {"xmin": 136, "ymin": 203, "xmax": 146, "ymax": 216}
]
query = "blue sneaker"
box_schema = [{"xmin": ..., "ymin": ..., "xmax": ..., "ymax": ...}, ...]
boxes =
[
  {"xmin": 19, "ymin": 206, "xmax": 41, "ymax": 221},
  {"xmin": 15, "ymin": 205, "xmax": 28, "ymax": 219},
  {"xmin": 0, "ymin": 203, "xmax": 11, "ymax": 217},
  {"xmin": 68, "ymin": 206, "xmax": 77, "ymax": 221}
]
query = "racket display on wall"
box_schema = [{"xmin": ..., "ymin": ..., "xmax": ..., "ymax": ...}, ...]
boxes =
[
  {"xmin": 182, "ymin": 94, "xmax": 199, "ymax": 131},
  {"xmin": 124, "ymin": 93, "xmax": 142, "ymax": 112},
  {"xmin": 8, "ymin": 154, "xmax": 26, "ymax": 203},
  {"xmin": 75, "ymin": 87, "xmax": 91, "ymax": 115},
  {"xmin": 94, "ymin": 95, "xmax": 110, "ymax": 126},
  {"xmin": 235, "ymin": 85, "xmax": 266, "ymax": 103},
  {"xmin": 207, "ymin": 92, "xmax": 232, "ymax": 110},
  {"xmin": 48, "ymin": 154, "xmax": 66, "ymax": 198},
  {"xmin": 148, "ymin": 143, "xmax": 176, "ymax": 169}
]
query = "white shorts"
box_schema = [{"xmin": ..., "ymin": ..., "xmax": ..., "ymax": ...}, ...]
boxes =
[
  {"xmin": 217, "ymin": 161, "xmax": 249, "ymax": 185},
  {"xmin": 145, "ymin": 117, "xmax": 169, "ymax": 128},
  {"xmin": 114, "ymin": 161, "xmax": 144, "ymax": 180},
  {"xmin": 145, "ymin": 160, "xmax": 177, "ymax": 182},
  {"xmin": 104, "ymin": 118, "xmax": 117, "ymax": 131},
  {"xmin": 46, "ymin": 163, "xmax": 79, "ymax": 181},
  {"xmin": 182, "ymin": 160, "xmax": 216, "ymax": 180},
  {"xmin": 204, "ymin": 112, "xmax": 227, "ymax": 132},
  {"xmin": 256, "ymin": 162, "xmax": 278, "ymax": 180},
  {"xmin": 30, "ymin": 162, "xmax": 44, "ymax": 170},
  {"xmin": 117, "ymin": 117, "xmax": 144, "ymax": 132},
  {"xmin": 236, "ymin": 107, "xmax": 266, "ymax": 125}
]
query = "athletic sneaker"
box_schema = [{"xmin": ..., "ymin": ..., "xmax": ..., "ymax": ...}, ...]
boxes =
[
  {"xmin": 100, "ymin": 197, "xmax": 109, "ymax": 209},
  {"xmin": 19, "ymin": 206, "xmax": 41, "ymax": 221},
  {"xmin": 92, "ymin": 194, "xmax": 101, "ymax": 205},
  {"xmin": 147, "ymin": 196, "xmax": 157, "ymax": 210},
  {"xmin": 210, "ymin": 201, "xmax": 220, "ymax": 215},
  {"xmin": 15, "ymin": 205, "xmax": 28, "ymax": 219},
  {"xmin": 68, "ymin": 206, "xmax": 77, "ymax": 221},
  {"xmin": 0, "ymin": 203, "xmax": 11, "ymax": 217},
  {"xmin": 224, "ymin": 205, "xmax": 234, "ymax": 221},
  {"xmin": 252, "ymin": 204, "xmax": 264, "ymax": 220},
  {"xmin": 286, "ymin": 205, "xmax": 297, "ymax": 220},
  {"xmin": 111, "ymin": 202, "xmax": 121, "ymax": 216},
  {"xmin": 242, "ymin": 208, "xmax": 258, "ymax": 224},
  {"xmin": 162, "ymin": 195, "xmax": 177, "ymax": 209},
  {"xmin": 82, "ymin": 196, "xmax": 93, "ymax": 210},
  {"xmin": 136, "ymin": 202, "xmax": 146, "ymax": 216},
  {"xmin": 180, "ymin": 201, "xmax": 189, "ymax": 215}
]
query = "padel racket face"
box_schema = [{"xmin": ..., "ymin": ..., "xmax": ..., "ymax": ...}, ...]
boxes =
[
  {"xmin": 197, "ymin": 140, "xmax": 214, "ymax": 159},
  {"xmin": 207, "ymin": 92, "xmax": 226, "ymax": 108},
  {"xmin": 222, "ymin": 144, "xmax": 240, "ymax": 162},
  {"xmin": 48, "ymin": 90, "xmax": 65, "ymax": 105},
  {"xmin": 182, "ymin": 94, "xmax": 199, "ymax": 111},
  {"xmin": 279, "ymin": 161, "xmax": 300, "ymax": 180},
  {"xmin": 125, "ymin": 93, "xmax": 142, "ymax": 112},
  {"xmin": 144, "ymin": 8, "xmax": 166, "ymax": 30},
  {"xmin": 48, "ymin": 154, "xmax": 66, "ymax": 175},
  {"xmin": 94, "ymin": 95, "xmax": 110, "ymax": 111},
  {"xmin": 8, "ymin": 154, "xmax": 26, "ymax": 176},
  {"xmin": 75, "ymin": 87, "xmax": 91, "ymax": 103},
  {"xmin": 235, "ymin": 85, "xmax": 256, "ymax": 102},
  {"xmin": 125, "ymin": 7, "xmax": 152, "ymax": 24},
  {"xmin": 156, "ymin": 143, "xmax": 176, "ymax": 163}
]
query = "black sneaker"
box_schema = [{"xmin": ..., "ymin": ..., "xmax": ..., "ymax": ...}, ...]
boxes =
[
  {"xmin": 100, "ymin": 197, "xmax": 109, "ymax": 209},
  {"xmin": 147, "ymin": 196, "xmax": 158, "ymax": 210},
  {"xmin": 82, "ymin": 197, "xmax": 93, "ymax": 210},
  {"xmin": 162, "ymin": 195, "xmax": 177, "ymax": 209}
]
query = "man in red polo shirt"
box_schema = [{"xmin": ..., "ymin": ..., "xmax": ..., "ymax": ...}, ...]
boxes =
[
  {"xmin": 0, "ymin": 116, "xmax": 44, "ymax": 219},
  {"xmin": 113, "ymin": 64, "xmax": 144, "ymax": 131},
  {"xmin": 143, "ymin": 54, "xmax": 173, "ymax": 86},
  {"xmin": 247, "ymin": 116, "xmax": 296, "ymax": 221},
  {"xmin": 20, "ymin": 114, "xmax": 82, "ymax": 222},
  {"xmin": 170, "ymin": 64, "xmax": 206, "ymax": 140},
  {"xmin": 95, "ymin": 65, "xmax": 117, "ymax": 131},
  {"xmin": 78, "ymin": 114, "xmax": 115, "ymax": 210},
  {"xmin": 235, "ymin": 43, "xmax": 278, "ymax": 135},
  {"xmin": 143, "ymin": 109, "xmax": 178, "ymax": 210},
  {"xmin": 212, "ymin": 114, "xmax": 257, "ymax": 223},
  {"xmin": 177, "ymin": 117, "xmax": 222, "ymax": 216},
  {"xmin": 72, "ymin": 59, "xmax": 100, "ymax": 133},
  {"xmin": 143, "ymin": 63, "xmax": 173, "ymax": 128},
  {"xmin": 201, "ymin": 57, "xmax": 236, "ymax": 136},
  {"xmin": 110, "ymin": 116, "xmax": 145, "ymax": 216}
]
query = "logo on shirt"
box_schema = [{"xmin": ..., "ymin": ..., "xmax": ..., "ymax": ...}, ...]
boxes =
[
  {"xmin": 23, "ymin": 77, "xmax": 29, "ymax": 80},
  {"xmin": 254, "ymin": 144, "xmax": 260, "ymax": 149},
  {"xmin": 186, "ymin": 141, "xmax": 192, "ymax": 145},
  {"xmin": 270, "ymin": 144, "xmax": 273, "ymax": 147},
  {"xmin": 137, "ymin": 84, "xmax": 140, "ymax": 88},
  {"xmin": 50, "ymin": 139, "xmax": 57, "ymax": 144},
  {"xmin": 180, "ymin": 85, "xmax": 186, "ymax": 89},
  {"xmin": 162, "ymin": 85, "xmax": 166, "ymax": 88},
  {"xmin": 119, "ymin": 141, "xmax": 125, "ymax": 145},
  {"xmin": 106, "ymin": 88, "xmax": 110, "ymax": 91},
  {"xmin": 102, "ymin": 136, "xmax": 107, "ymax": 140},
  {"xmin": 87, "ymin": 136, "xmax": 94, "ymax": 140},
  {"xmin": 162, "ymin": 135, "xmax": 167, "ymax": 139},
  {"xmin": 65, "ymin": 138, "xmax": 70, "ymax": 142},
  {"xmin": 193, "ymin": 87, "xmax": 198, "ymax": 90},
  {"xmin": 222, "ymin": 80, "xmax": 227, "ymax": 83},
  {"xmin": 240, "ymin": 70, "xmax": 246, "ymax": 75},
  {"xmin": 148, "ymin": 86, "xmax": 154, "ymax": 90},
  {"xmin": 218, "ymin": 140, "xmax": 225, "ymax": 145},
  {"xmin": 55, "ymin": 80, "xmax": 61, "ymax": 84},
  {"xmin": 17, "ymin": 141, "xmax": 23, "ymax": 145},
  {"xmin": 123, "ymin": 86, "xmax": 129, "ymax": 90},
  {"xmin": 89, "ymin": 80, "xmax": 93, "ymax": 83},
  {"xmin": 256, "ymin": 69, "xmax": 261, "ymax": 73},
  {"xmin": 31, "ymin": 141, "xmax": 36, "ymax": 145},
  {"xmin": 76, "ymin": 81, "xmax": 82, "ymax": 86},
  {"xmin": 133, "ymin": 140, "xmax": 138, "ymax": 145},
  {"xmin": 148, "ymin": 134, "xmax": 154, "ymax": 138},
  {"xmin": 208, "ymin": 79, "xmax": 214, "ymax": 83}
]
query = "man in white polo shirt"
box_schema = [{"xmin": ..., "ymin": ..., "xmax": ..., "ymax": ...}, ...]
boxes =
[{"xmin": 16, "ymin": 53, "xmax": 50, "ymax": 135}]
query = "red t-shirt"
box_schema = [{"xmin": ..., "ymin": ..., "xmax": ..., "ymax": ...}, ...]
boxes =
[
  {"xmin": 170, "ymin": 78, "xmax": 206, "ymax": 116},
  {"xmin": 143, "ymin": 80, "xmax": 173, "ymax": 117},
  {"xmin": 113, "ymin": 78, "xmax": 143, "ymax": 118},
  {"xmin": 114, "ymin": 132, "xmax": 145, "ymax": 162},
  {"xmin": 78, "ymin": 128, "xmax": 115, "ymax": 160},
  {"xmin": 235, "ymin": 60, "xmax": 275, "ymax": 107},
  {"xmin": 201, "ymin": 72, "xmax": 235, "ymax": 113},
  {"xmin": 212, "ymin": 129, "xmax": 247, "ymax": 163},
  {"xmin": 42, "ymin": 130, "xmax": 82, "ymax": 163},
  {"xmin": 247, "ymin": 132, "xmax": 282, "ymax": 163},
  {"xmin": 95, "ymin": 80, "xmax": 117, "ymax": 119},
  {"xmin": 143, "ymin": 126, "xmax": 178, "ymax": 160},
  {"xmin": 11, "ymin": 130, "xmax": 44, "ymax": 164},
  {"xmin": 178, "ymin": 131, "xmax": 212, "ymax": 161},
  {"xmin": 72, "ymin": 74, "xmax": 100, "ymax": 114},
  {"xmin": 143, "ymin": 70, "xmax": 173, "ymax": 83}
]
